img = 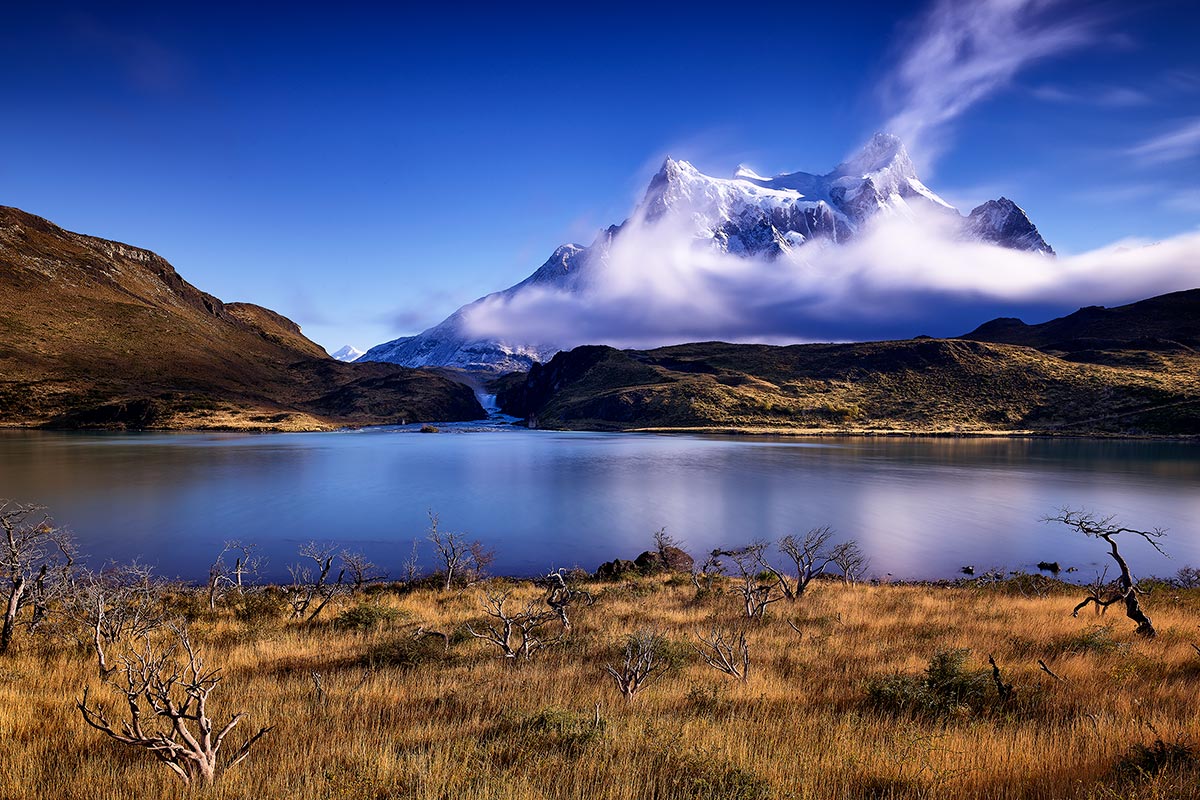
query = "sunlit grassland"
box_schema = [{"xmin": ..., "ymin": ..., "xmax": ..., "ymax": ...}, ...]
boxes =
[{"xmin": 3, "ymin": 575, "xmax": 1199, "ymax": 800}]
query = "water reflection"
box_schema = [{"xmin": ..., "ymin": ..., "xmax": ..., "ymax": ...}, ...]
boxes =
[{"xmin": 0, "ymin": 430, "xmax": 1195, "ymax": 582}]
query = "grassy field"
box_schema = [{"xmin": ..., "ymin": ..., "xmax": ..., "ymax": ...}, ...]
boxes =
[{"xmin": 3, "ymin": 571, "xmax": 1200, "ymax": 800}]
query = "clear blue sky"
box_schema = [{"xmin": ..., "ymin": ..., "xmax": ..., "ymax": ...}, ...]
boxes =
[{"xmin": 2, "ymin": 1, "xmax": 1198, "ymax": 351}]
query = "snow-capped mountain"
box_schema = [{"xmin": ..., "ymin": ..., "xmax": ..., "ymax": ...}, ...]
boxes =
[
  {"xmin": 329, "ymin": 345, "xmax": 364, "ymax": 362},
  {"xmin": 359, "ymin": 134, "xmax": 1053, "ymax": 373},
  {"xmin": 962, "ymin": 198, "xmax": 1054, "ymax": 254}
]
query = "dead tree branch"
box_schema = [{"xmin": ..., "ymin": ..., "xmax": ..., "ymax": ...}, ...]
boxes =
[
  {"xmin": 76, "ymin": 626, "xmax": 272, "ymax": 786},
  {"xmin": 604, "ymin": 629, "xmax": 670, "ymax": 703},
  {"xmin": 465, "ymin": 589, "xmax": 560, "ymax": 660},
  {"xmin": 693, "ymin": 627, "xmax": 751, "ymax": 682},
  {"xmin": 1047, "ymin": 509, "xmax": 1165, "ymax": 638}
]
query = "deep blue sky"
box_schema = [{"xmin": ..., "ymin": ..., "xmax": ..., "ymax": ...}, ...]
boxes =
[{"xmin": 2, "ymin": 1, "xmax": 1198, "ymax": 351}]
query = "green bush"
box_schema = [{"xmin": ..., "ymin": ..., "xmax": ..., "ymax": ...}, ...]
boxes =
[
  {"xmin": 332, "ymin": 603, "xmax": 402, "ymax": 632},
  {"xmin": 866, "ymin": 648, "xmax": 990, "ymax": 717},
  {"xmin": 361, "ymin": 635, "xmax": 453, "ymax": 670},
  {"xmin": 234, "ymin": 590, "xmax": 286, "ymax": 626}
]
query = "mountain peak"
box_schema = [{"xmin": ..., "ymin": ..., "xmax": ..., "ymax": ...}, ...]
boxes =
[
  {"xmin": 836, "ymin": 132, "xmax": 915, "ymax": 179},
  {"xmin": 733, "ymin": 164, "xmax": 768, "ymax": 181},
  {"xmin": 330, "ymin": 345, "xmax": 364, "ymax": 362},
  {"xmin": 964, "ymin": 198, "xmax": 1054, "ymax": 255}
]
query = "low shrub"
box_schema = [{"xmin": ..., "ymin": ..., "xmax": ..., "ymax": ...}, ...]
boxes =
[
  {"xmin": 361, "ymin": 635, "xmax": 454, "ymax": 670},
  {"xmin": 866, "ymin": 648, "xmax": 990, "ymax": 717},
  {"xmin": 234, "ymin": 590, "xmax": 286, "ymax": 626},
  {"xmin": 332, "ymin": 603, "xmax": 402, "ymax": 632},
  {"xmin": 1114, "ymin": 738, "xmax": 1197, "ymax": 780}
]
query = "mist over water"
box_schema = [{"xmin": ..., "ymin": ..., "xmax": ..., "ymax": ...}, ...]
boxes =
[{"xmin": 1, "ymin": 429, "xmax": 1196, "ymax": 584}]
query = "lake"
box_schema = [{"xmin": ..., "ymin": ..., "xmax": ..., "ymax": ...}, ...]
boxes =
[{"xmin": 0, "ymin": 427, "xmax": 1196, "ymax": 583}]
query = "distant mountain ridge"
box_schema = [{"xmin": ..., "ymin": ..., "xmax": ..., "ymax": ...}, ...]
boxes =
[
  {"xmin": 360, "ymin": 133, "xmax": 1054, "ymax": 374},
  {"xmin": 0, "ymin": 206, "xmax": 483, "ymax": 429},
  {"xmin": 963, "ymin": 289, "xmax": 1200, "ymax": 352}
]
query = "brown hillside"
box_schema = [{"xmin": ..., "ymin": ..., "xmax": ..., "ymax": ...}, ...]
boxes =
[
  {"xmin": 496, "ymin": 337, "xmax": 1200, "ymax": 436},
  {"xmin": 0, "ymin": 206, "xmax": 482, "ymax": 429}
]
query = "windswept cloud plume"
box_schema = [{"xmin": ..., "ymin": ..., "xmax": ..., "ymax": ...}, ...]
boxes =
[
  {"xmin": 461, "ymin": 211, "xmax": 1200, "ymax": 351},
  {"xmin": 883, "ymin": 0, "xmax": 1099, "ymax": 164}
]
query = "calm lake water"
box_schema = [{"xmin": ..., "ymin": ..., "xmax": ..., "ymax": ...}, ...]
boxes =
[{"xmin": 0, "ymin": 427, "xmax": 1196, "ymax": 583}]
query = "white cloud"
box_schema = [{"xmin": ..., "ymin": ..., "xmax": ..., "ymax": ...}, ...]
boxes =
[
  {"xmin": 1128, "ymin": 118, "xmax": 1200, "ymax": 165},
  {"xmin": 461, "ymin": 210, "xmax": 1200, "ymax": 351},
  {"xmin": 882, "ymin": 0, "xmax": 1099, "ymax": 166}
]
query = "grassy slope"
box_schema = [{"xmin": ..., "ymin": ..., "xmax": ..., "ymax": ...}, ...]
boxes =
[
  {"xmin": 4, "ymin": 575, "xmax": 1200, "ymax": 799},
  {"xmin": 496, "ymin": 338, "xmax": 1200, "ymax": 436},
  {"xmin": 0, "ymin": 206, "xmax": 483, "ymax": 430}
]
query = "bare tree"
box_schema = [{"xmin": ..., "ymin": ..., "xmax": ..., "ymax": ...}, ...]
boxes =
[
  {"xmin": 830, "ymin": 540, "xmax": 870, "ymax": 584},
  {"xmin": 402, "ymin": 539, "xmax": 422, "ymax": 584},
  {"xmin": 465, "ymin": 589, "xmax": 560, "ymax": 660},
  {"xmin": 775, "ymin": 527, "xmax": 837, "ymax": 599},
  {"xmin": 691, "ymin": 549, "xmax": 727, "ymax": 594},
  {"xmin": 207, "ymin": 541, "xmax": 262, "ymax": 610},
  {"xmin": 1047, "ymin": 509, "xmax": 1164, "ymax": 637},
  {"xmin": 1, "ymin": 501, "xmax": 74, "ymax": 655},
  {"xmin": 77, "ymin": 625, "xmax": 272, "ymax": 786},
  {"xmin": 340, "ymin": 549, "xmax": 381, "ymax": 594},
  {"xmin": 1071, "ymin": 567, "xmax": 1118, "ymax": 618},
  {"xmin": 693, "ymin": 626, "xmax": 750, "ymax": 682},
  {"xmin": 541, "ymin": 569, "xmax": 594, "ymax": 631},
  {"xmin": 63, "ymin": 561, "xmax": 167, "ymax": 678},
  {"xmin": 427, "ymin": 512, "xmax": 492, "ymax": 591},
  {"xmin": 284, "ymin": 542, "xmax": 348, "ymax": 622},
  {"xmin": 725, "ymin": 544, "xmax": 785, "ymax": 619},
  {"xmin": 605, "ymin": 629, "xmax": 670, "ymax": 703}
]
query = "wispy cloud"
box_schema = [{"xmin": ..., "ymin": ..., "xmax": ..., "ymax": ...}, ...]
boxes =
[
  {"xmin": 1029, "ymin": 84, "xmax": 1151, "ymax": 107},
  {"xmin": 1128, "ymin": 118, "xmax": 1200, "ymax": 165},
  {"xmin": 882, "ymin": 0, "xmax": 1100, "ymax": 166},
  {"xmin": 1164, "ymin": 189, "xmax": 1200, "ymax": 213}
]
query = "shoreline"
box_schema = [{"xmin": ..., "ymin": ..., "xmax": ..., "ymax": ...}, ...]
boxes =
[{"xmin": 3, "ymin": 418, "xmax": 1198, "ymax": 441}]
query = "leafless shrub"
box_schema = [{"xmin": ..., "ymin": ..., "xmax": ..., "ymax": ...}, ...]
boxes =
[
  {"xmin": 207, "ymin": 541, "xmax": 262, "ymax": 610},
  {"xmin": 1, "ymin": 500, "xmax": 74, "ymax": 655},
  {"xmin": 1047, "ymin": 508, "xmax": 1165, "ymax": 637},
  {"xmin": 427, "ymin": 512, "xmax": 493, "ymax": 591},
  {"xmin": 1174, "ymin": 566, "xmax": 1200, "ymax": 589},
  {"xmin": 76, "ymin": 625, "xmax": 272, "ymax": 786},
  {"xmin": 402, "ymin": 539, "xmax": 422, "ymax": 583},
  {"xmin": 605, "ymin": 629, "xmax": 670, "ymax": 703},
  {"xmin": 725, "ymin": 544, "xmax": 784, "ymax": 619},
  {"xmin": 284, "ymin": 542, "xmax": 349, "ymax": 622},
  {"xmin": 775, "ymin": 527, "xmax": 837, "ymax": 599},
  {"xmin": 693, "ymin": 627, "xmax": 751, "ymax": 682},
  {"xmin": 62, "ymin": 561, "xmax": 167, "ymax": 678},
  {"xmin": 465, "ymin": 589, "xmax": 560, "ymax": 660},
  {"xmin": 830, "ymin": 540, "xmax": 870, "ymax": 584},
  {"xmin": 691, "ymin": 549, "xmax": 727, "ymax": 595},
  {"xmin": 340, "ymin": 550, "xmax": 381, "ymax": 593},
  {"xmin": 541, "ymin": 569, "xmax": 594, "ymax": 630}
]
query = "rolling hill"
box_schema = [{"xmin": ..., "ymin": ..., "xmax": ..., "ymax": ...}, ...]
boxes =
[
  {"xmin": 496, "ymin": 295, "xmax": 1200, "ymax": 437},
  {"xmin": 0, "ymin": 206, "xmax": 483, "ymax": 430}
]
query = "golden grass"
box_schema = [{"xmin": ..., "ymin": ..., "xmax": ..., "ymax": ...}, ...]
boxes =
[{"xmin": 3, "ymin": 577, "xmax": 1200, "ymax": 799}]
